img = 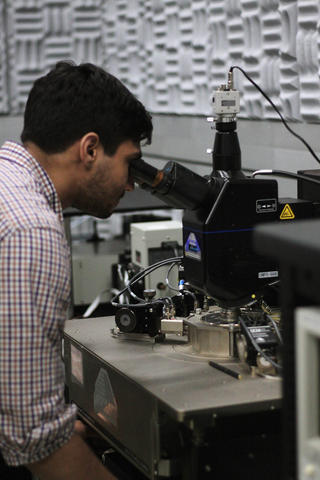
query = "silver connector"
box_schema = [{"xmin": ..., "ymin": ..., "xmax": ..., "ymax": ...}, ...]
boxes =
[
  {"xmin": 161, "ymin": 317, "xmax": 184, "ymax": 335},
  {"xmin": 227, "ymin": 70, "xmax": 234, "ymax": 90}
]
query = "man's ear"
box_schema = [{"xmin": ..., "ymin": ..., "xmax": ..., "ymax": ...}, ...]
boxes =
[{"xmin": 79, "ymin": 132, "xmax": 100, "ymax": 169}]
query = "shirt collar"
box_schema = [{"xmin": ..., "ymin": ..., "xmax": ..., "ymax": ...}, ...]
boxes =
[{"xmin": 1, "ymin": 141, "xmax": 64, "ymax": 223}]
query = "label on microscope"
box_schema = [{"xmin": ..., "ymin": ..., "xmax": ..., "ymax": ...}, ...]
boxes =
[
  {"xmin": 256, "ymin": 198, "xmax": 277, "ymax": 213},
  {"xmin": 258, "ymin": 271, "xmax": 279, "ymax": 279},
  {"xmin": 185, "ymin": 232, "xmax": 201, "ymax": 261}
]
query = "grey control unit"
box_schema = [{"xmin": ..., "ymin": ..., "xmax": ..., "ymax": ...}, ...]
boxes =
[{"xmin": 64, "ymin": 316, "xmax": 282, "ymax": 479}]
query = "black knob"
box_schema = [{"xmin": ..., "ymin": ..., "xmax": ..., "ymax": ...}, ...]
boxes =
[{"xmin": 115, "ymin": 308, "xmax": 137, "ymax": 333}]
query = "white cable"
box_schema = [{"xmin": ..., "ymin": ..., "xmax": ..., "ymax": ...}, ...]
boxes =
[{"xmin": 83, "ymin": 289, "xmax": 108, "ymax": 318}]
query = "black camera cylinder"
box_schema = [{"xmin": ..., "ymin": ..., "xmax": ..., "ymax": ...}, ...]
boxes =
[{"xmin": 212, "ymin": 121, "xmax": 241, "ymax": 171}]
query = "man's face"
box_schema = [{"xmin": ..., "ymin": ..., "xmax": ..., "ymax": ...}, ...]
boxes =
[{"xmin": 74, "ymin": 140, "xmax": 141, "ymax": 218}]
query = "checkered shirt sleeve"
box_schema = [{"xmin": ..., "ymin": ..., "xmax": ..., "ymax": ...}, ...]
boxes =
[{"xmin": 0, "ymin": 227, "xmax": 77, "ymax": 466}]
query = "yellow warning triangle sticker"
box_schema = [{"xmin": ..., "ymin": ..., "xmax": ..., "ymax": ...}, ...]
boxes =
[{"xmin": 280, "ymin": 203, "xmax": 295, "ymax": 220}]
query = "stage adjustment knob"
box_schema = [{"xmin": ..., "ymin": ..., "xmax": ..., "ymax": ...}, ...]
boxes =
[{"xmin": 115, "ymin": 308, "xmax": 137, "ymax": 333}]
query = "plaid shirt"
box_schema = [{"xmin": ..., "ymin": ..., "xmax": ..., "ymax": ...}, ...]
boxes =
[{"xmin": 0, "ymin": 141, "xmax": 77, "ymax": 466}]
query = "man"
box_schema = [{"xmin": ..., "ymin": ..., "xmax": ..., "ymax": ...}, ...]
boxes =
[{"xmin": 0, "ymin": 61, "xmax": 152, "ymax": 479}]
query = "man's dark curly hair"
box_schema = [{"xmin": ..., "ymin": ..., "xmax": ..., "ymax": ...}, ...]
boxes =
[{"xmin": 21, "ymin": 61, "xmax": 152, "ymax": 155}]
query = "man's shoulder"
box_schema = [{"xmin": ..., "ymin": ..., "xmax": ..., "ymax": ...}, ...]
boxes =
[
  {"xmin": 0, "ymin": 145, "xmax": 64, "ymax": 239},
  {"xmin": 0, "ymin": 174, "xmax": 62, "ymax": 238}
]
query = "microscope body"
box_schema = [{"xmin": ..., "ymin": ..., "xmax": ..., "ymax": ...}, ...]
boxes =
[
  {"xmin": 129, "ymin": 77, "xmax": 280, "ymax": 309},
  {"xmin": 183, "ymin": 174, "xmax": 279, "ymax": 307}
]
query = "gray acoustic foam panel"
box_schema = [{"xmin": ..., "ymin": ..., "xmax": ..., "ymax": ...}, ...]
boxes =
[{"xmin": 1, "ymin": 0, "xmax": 320, "ymax": 121}]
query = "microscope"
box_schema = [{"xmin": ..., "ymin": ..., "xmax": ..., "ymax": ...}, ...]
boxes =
[
  {"xmin": 129, "ymin": 72, "xmax": 279, "ymax": 302},
  {"xmin": 114, "ymin": 71, "xmax": 308, "ymax": 375}
]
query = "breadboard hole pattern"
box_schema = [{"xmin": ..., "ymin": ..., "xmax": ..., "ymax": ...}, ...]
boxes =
[{"xmin": 1, "ymin": 0, "xmax": 320, "ymax": 121}]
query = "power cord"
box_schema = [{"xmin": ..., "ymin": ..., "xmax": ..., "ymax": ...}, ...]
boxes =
[{"xmin": 230, "ymin": 65, "xmax": 320, "ymax": 165}]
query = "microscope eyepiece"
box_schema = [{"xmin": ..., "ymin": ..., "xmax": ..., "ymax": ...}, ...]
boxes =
[{"xmin": 129, "ymin": 158, "xmax": 213, "ymax": 210}]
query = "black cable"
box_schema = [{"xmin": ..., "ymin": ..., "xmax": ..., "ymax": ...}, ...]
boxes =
[
  {"xmin": 120, "ymin": 257, "xmax": 181, "ymax": 294},
  {"xmin": 166, "ymin": 262, "xmax": 180, "ymax": 292},
  {"xmin": 125, "ymin": 283, "xmax": 145, "ymax": 303},
  {"xmin": 230, "ymin": 65, "xmax": 320, "ymax": 165},
  {"xmin": 266, "ymin": 314, "xmax": 283, "ymax": 344},
  {"xmin": 182, "ymin": 289, "xmax": 198, "ymax": 310},
  {"xmin": 111, "ymin": 256, "xmax": 183, "ymax": 307},
  {"xmin": 127, "ymin": 257, "xmax": 182, "ymax": 292},
  {"xmin": 251, "ymin": 169, "xmax": 320, "ymax": 186}
]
